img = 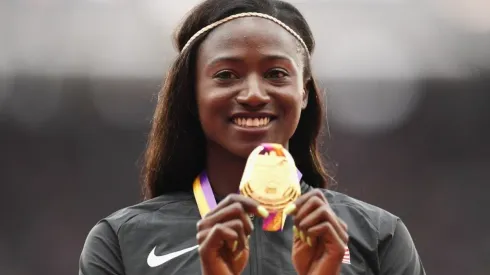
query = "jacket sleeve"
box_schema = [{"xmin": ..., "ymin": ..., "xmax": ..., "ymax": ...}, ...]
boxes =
[
  {"xmin": 79, "ymin": 221, "xmax": 125, "ymax": 275},
  {"xmin": 378, "ymin": 219, "xmax": 426, "ymax": 275}
]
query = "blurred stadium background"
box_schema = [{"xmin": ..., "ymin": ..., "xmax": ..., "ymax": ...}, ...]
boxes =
[{"xmin": 0, "ymin": 0, "xmax": 489, "ymax": 274}]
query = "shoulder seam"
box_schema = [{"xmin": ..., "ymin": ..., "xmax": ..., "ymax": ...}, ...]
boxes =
[
  {"xmin": 330, "ymin": 200, "xmax": 381, "ymax": 237},
  {"xmin": 115, "ymin": 199, "xmax": 194, "ymax": 235}
]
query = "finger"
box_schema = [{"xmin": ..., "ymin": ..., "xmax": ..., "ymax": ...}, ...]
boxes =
[
  {"xmin": 206, "ymin": 194, "xmax": 268, "ymax": 218},
  {"xmin": 292, "ymin": 225, "xmax": 301, "ymax": 242},
  {"xmin": 297, "ymin": 205, "xmax": 348, "ymax": 244},
  {"xmin": 306, "ymin": 222, "xmax": 348, "ymax": 248},
  {"xmin": 196, "ymin": 228, "xmax": 209, "ymax": 245},
  {"xmin": 292, "ymin": 189, "xmax": 328, "ymax": 210},
  {"xmin": 199, "ymin": 224, "xmax": 238, "ymax": 254},
  {"xmin": 324, "ymin": 222, "xmax": 348, "ymax": 257},
  {"xmin": 197, "ymin": 203, "xmax": 254, "ymax": 235},
  {"xmin": 291, "ymin": 196, "xmax": 323, "ymax": 244},
  {"xmin": 339, "ymin": 218, "xmax": 348, "ymax": 230},
  {"xmin": 221, "ymin": 219, "xmax": 248, "ymax": 253},
  {"xmin": 294, "ymin": 195, "xmax": 324, "ymax": 223},
  {"xmin": 285, "ymin": 189, "xmax": 329, "ymax": 217},
  {"xmin": 308, "ymin": 222, "xmax": 347, "ymax": 253},
  {"xmin": 292, "ymin": 225, "xmax": 309, "ymax": 248},
  {"xmin": 197, "ymin": 220, "xmax": 249, "ymax": 256}
]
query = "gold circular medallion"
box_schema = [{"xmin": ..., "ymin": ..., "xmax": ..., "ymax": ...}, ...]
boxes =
[{"xmin": 239, "ymin": 144, "xmax": 301, "ymax": 212}]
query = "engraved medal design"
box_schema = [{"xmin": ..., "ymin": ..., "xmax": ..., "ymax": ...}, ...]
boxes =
[{"xmin": 239, "ymin": 143, "xmax": 301, "ymax": 231}]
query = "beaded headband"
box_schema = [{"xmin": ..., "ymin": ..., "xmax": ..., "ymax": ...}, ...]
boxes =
[{"xmin": 180, "ymin": 12, "xmax": 309, "ymax": 56}]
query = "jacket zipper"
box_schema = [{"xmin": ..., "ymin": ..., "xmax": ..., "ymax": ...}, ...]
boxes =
[{"xmin": 250, "ymin": 216, "xmax": 261, "ymax": 275}]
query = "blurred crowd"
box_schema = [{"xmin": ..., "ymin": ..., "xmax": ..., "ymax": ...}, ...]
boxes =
[{"xmin": 0, "ymin": 1, "xmax": 489, "ymax": 274}]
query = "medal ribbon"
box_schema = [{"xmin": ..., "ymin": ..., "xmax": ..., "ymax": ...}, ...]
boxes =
[{"xmin": 192, "ymin": 172, "xmax": 218, "ymax": 218}]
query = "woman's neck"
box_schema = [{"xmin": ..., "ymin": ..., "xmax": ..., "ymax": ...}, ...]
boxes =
[{"xmin": 205, "ymin": 142, "xmax": 247, "ymax": 197}]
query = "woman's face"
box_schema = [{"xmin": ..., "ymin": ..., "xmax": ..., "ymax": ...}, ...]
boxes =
[{"xmin": 196, "ymin": 17, "xmax": 308, "ymax": 158}]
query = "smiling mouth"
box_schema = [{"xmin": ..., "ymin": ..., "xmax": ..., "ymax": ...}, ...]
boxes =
[{"xmin": 232, "ymin": 117, "xmax": 273, "ymax": 128}]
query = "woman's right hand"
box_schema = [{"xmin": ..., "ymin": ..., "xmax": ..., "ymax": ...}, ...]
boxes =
[{"xmin": 196, "ymin": 194, "xmax": 270, "ymax": 275}]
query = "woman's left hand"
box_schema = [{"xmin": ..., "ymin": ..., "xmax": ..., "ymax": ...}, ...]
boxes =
[{"xmin": 285, "ymin": 189, "xmax": 349, "ymax": 275}]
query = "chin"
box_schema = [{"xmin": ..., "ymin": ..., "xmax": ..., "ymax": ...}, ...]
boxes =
[
  {"xmin": 233, "ymin": 145, "xmax": 259, "ymax": 159},
  {"xmin": 227, "ymin": 140, "xmax": 284, "ymax": 159}
]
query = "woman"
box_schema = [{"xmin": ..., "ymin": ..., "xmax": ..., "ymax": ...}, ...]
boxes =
[{"xmin": 79, "ymin": 0, "xmax": 426, "ymax": 274}]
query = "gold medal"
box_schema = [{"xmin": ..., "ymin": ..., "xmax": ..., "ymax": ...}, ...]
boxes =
[{"xmin": 239, "ymin": 143, "xmax": 301, "ymax": 231}]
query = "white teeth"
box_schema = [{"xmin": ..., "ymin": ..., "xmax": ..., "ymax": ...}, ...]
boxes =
[{"xmin": 233, "ymin": 117, "xmax": 271, "ymax": 128}]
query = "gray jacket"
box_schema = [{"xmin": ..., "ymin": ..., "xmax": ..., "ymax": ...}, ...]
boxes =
[{"xmin": 79, "ymin": 183, "xmax": 425, "ymax": 275}]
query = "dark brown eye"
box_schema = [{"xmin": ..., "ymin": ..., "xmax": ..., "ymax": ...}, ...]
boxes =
[
  {"xmin": 213, "ymin": 70, "xmax": 238, "ymax": 80},
  {"xmin": 265, "ymin": 69, "xmax": 288, "ymax": 79}
]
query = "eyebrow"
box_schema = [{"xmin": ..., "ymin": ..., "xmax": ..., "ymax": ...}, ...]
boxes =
[
  {"xmin": 206, "ymin": 56, "xmax": 243, "ymax": 68},
  {"xmin": 206, "ymin": 54, "xmax": 296, "ymax": 68}
]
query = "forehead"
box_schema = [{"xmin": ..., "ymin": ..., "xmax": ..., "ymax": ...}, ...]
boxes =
[{"xmin": 197, "ymin": 17, "xmax": 303, "ymax": 63}]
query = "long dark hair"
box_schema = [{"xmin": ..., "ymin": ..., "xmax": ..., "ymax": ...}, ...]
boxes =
[{"xmin": 142, "ymin": 0, "xmax": 329, "ymax": 199}]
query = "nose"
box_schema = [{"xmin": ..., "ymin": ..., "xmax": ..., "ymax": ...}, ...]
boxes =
[{"xmin": 236, "ymin": 74, "xmax": 270, "ymax": 108}]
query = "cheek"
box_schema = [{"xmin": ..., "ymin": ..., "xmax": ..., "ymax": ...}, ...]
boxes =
[
  {"xmin": 198, "ymin": 93, "xmax": 228, "ymax": 115},
  {"xmin": 279, "ymin": 90, "xmax": 304, "ymax": 136},
  {"xmin": 197, "ymin": 97, "xmax": 217, "ymax": 128},
  {"xmin": 282, "ymin": 88, "xmax": 304, "ymax": 117},
  {"xmin": 197, "ymin": 100, "xmax": 219, "ymax": 141},
  {"xmin": 196, "ymin": 90, "xmax": 230, "ymax": 135},
  {"xmin": 196, "ymin": 79, "xmax": 214, "ymax": 116},
  {"xmin": 196, "ymin": 85, "xmax": 215, "ymax": 133}
]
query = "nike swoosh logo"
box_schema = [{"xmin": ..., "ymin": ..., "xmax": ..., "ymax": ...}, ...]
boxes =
[{"xmin": 147, "ymin": 245, "xmax": 199, "ymax": 268}]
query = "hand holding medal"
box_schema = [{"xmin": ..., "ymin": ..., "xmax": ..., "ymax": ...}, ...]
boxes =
[
  {"xmin": 195, "ymin": 143, "xmax": 347, "ymax": 275},
  {"xmin": 286, "ymin": 189, "xmax": 349, "ymax": 275},
  {"xmin": 196, "ymin": 194, "xmax": 270, "ymax": 275},
  {"xmin": 240, "ymin": 143, "xmax": 348, "ymax": 275},
  {"xmin": 195, "ymin": 143, "xmax": 300, "ymax": 275}
]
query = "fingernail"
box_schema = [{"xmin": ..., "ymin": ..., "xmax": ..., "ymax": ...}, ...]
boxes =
[
  {"xmin": 299, "ymin": 230, "xmax": 305, "ymax": 242},
  {"xmin": 283, "ymin": 203, "xmax": 296, "ymax": 215},
  {"xmin": 232, "ymin": 240, "xmax": 238, "ymax": 252},
  {"xmin": 248, "ymin": 235, "xmax": 251, "ymax": 240},
  {"xmin": 292, "ymin": 226, "xmax": 299, "ymax": 238},
  {"xmin": 257, "ymin": 206, "xmax": 269, "ymax": 218},
  {"xmin": 306, "ymin": 236, "xmax": 312, "ymax": 247},
  {"xmin": 233, "ymin": 251, "xmax": 243, "ymax": 261}
]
